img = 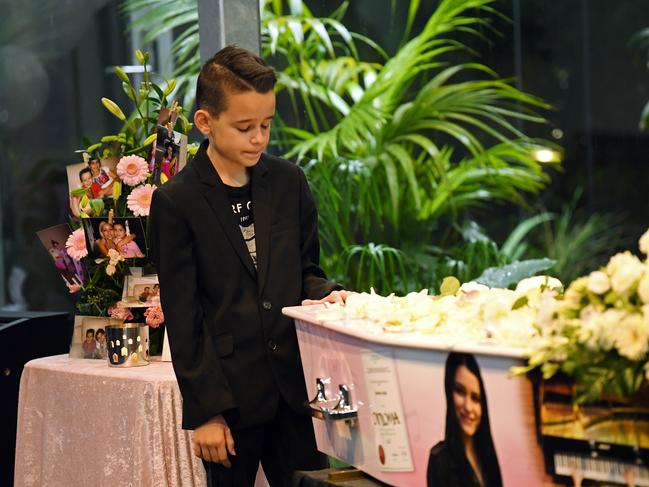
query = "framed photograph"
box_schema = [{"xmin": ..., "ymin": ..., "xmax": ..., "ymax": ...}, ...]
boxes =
[
  {"xmin": 120, "ymin": 272, "xmax": 160, "ymax": 308},
  {"xmin": 69, "ymin": 315, "xmax": 112, "ymax": 359},
  {"xmin": 36, "ymin": 224, "xmax": 88, "ymax": 288},
  {"xmin": 81, "ymin": 217, "xmax": 147, "ymax": 260}
]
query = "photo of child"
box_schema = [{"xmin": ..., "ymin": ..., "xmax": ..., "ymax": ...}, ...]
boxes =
[
  {"xmin": 112, "ymin": 222, "xmax": 145, "ymax": 258},
  {"xmin": 151, "ymin": 114, "xmax": 187, "ymax": 185},
  {"xmin": 66, "ymin": 154, "xmax": 118, "ymax": 218},
  {"xmin": 88, "ymin": 158, "xmax": 116, "ymax": 197},
  {"xmin": 36, "ymin": 224, "xmax": 88, "ymax": 288},
  {"xmin": 81, "ymin": 217, "xmax": 147, "ymax": 260},
  {"xmin": 69, "ymin": 316, "xmax": 113, "ymax": 359}
]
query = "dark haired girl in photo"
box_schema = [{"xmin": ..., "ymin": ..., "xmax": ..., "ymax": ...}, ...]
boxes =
[{"xmin": 427, "ymin": 352, "xmax": 502, "ymax": 487}]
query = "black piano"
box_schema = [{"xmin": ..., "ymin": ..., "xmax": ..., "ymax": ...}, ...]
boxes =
[{"xmin": 538, "ymin": 376, "xmax": 649, "ymax": 486}]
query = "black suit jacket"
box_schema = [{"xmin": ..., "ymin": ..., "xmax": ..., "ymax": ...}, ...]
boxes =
[{"xmin": 149, "ymin": 140, "xmax": 340, "ymax": 430}]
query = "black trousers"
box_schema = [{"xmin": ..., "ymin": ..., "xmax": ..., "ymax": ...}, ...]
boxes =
[{"xmin": 203, "ymin": 398, "xmax": 327, "ymax": 487}]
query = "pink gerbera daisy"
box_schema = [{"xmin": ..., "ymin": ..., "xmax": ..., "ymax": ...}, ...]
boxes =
[
  {"xmin": 65, "ymin": 228, "xmax": 88, "ymax": 261},
  {"xmin": 116, "ymin": 155, "xmax": 149, "ymax": 186},
  {"xmin": 127, "ymin": 184, "xmax": 157, "ymax": 217}
]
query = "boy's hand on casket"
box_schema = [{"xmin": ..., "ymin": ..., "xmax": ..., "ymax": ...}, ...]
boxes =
[
  {"xmin": 193, "ymin": 414, "xmax": 236, "ymax": 467},
  {"xmin": 302, "ymin": 290, "xmax": 351, "ymax": 306}
]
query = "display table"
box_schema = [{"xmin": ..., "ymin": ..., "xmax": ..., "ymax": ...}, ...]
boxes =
[{"xmin": 14, "ymin": 355, "xmax": 206, "ymax": 487}]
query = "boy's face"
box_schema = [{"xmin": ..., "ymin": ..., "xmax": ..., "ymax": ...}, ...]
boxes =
[
  {"xmin": 197, "ymin": 89, "xmax": 275, "ymax": 171},
  {"xmin": 89, "ymin": 160, "xmax": 101, "ymax": 175},
  {"xmin": 80, "ymin": 172, "xmax": 93, "ymax": 189}
]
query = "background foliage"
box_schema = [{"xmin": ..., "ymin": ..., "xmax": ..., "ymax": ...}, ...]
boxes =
[{"xmin": 121, "ymin": 0, "xmax": 634, "ymax": 293}]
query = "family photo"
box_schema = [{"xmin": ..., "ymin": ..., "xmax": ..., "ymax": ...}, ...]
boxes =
[
  {"xmin": 69, "ymin": 316, "xmax": 112, "ymax": 360},
  {"xmin": 120, "ymin": 272, "xmax": 160, "ymax": 308},
  {"xmin": 81, "ymin": 217, "xmax": 147, "ymax": 259},
  {"xmin": 66, "ymin": 153, "xmax": 118, "ymax": 218}
]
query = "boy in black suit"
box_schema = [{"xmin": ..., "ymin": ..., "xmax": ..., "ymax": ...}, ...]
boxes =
[{"xmin": 149, "ymin": 45, "xmax": 348, "ymax": 486}]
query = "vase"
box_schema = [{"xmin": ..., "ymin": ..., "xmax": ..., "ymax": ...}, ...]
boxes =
[{"xmin": 106, "ymin": 323, "xmax": 149, "ymax": 367}]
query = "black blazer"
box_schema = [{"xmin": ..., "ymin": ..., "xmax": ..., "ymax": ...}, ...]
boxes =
[{"xmin": 149, "ymin": 140, "xmax": 339, "ymax": 430}]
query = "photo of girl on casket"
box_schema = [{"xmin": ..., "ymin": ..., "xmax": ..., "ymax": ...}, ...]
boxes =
[{"xmin": 427, "ymin": 352, "xmax": 502, "ymax": 487}]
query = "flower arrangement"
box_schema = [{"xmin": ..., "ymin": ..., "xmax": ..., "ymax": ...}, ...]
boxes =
[
  {"xmin": 60, "ymin": 50, "xmax": 195, "ymax": 335},
  {"xmin": 315, "ymin": 275, "xmax": 562, "ymax": 349},
  {"xmin": 519, "ymin": 229, "xmax": 649, "ymax": 403}
]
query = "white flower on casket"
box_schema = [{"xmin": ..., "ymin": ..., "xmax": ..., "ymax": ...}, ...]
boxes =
[
  {"xmin": 515, "ymin": 275, "xmax": 563, "ymax": 294},
  {"xmin": 586, "ymin": 270, "xmax": 610, "ymax": 295},
  {"xmin": 400, "ymin": 289, "xmax": 435, "ymax": 317},
  {"xmin": 459, "ymin": 281, "xmax": 490, "ymax": 293},
  {"xmin": 607, "ymin": 251, "xmax": 644, "ymax": 295},
  {"xmin": 639, "ymin": 228, "xmax": 649, "ymax": 256},
  {"xmin": 577, "ymin": 306, "xmax": 621, "ymax": 351},
  {"xmin": 489, "ymin": 307, "xmax": 538, "ymax": 348},
  {"xmin": 614, "ymin": 312, "xmax": 649, "ymax": 360},
  {"xmin": 481, "ymin": 289, "xmax": 518, "ymax": 323},
  {"xmin": 343, "ymin": 291, "xmax": 389, "ymax": 319},
  {"xmin": 536, "ymin": 291, "xmax": 560, "ymax": 329}
]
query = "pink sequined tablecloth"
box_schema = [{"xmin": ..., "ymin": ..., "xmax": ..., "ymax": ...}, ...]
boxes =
[{"xmin": 14, "ymin": 355, "xmax": 207, "ymax": 487}]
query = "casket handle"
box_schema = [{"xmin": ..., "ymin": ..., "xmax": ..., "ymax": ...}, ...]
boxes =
[
  {"xmin": 309, "ymin": 380, "xmax": 357, "ymax": 423},
  {"xmin": 308, "ymin": 377, "xmax": 330, "ymax": 420},
  {"xmin": 327, "ymin": 384, "xmax": 358, "ymax": 421}
]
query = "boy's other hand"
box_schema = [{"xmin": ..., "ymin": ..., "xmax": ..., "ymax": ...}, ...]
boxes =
[
  {"xmin": 193, "ymin": 414, "xmax": 236, "ymax": 467},
  {"xmin": 302, "ymin": 290, "xmax": 350, "ymax": 306}
]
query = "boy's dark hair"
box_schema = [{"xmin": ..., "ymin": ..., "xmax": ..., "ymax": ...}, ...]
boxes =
[
  {"xmin": 196, "ymin": 45, "xmax": 276, "ymax": 116},
  {"xmin": 79, "ymin": 167, "xmax": 92, "ymax": 180}
]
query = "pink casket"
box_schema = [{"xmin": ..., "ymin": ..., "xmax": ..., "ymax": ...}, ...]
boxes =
[
  {"xmin": 283, "ymin": 304, "xmax": 553, "ymax": 486},
  {"xmin": 285, "ymin": 304, "xmax": 649, "ymax": 486}
]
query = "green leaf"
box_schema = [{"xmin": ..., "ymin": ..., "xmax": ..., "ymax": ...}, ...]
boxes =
[
  {"xmin": 89, "ymin": 199, "xmax": 105, "ymax": 216},
  {"xmin": 163, "ymin": 79, "xmax": 177, "ymax": 95},
  {"xmin": 475, "ymin": 258, "xmax": 556, "ymax": 288},
  {"xmin": 511, "ymin": 295, "xmax": 528, "ymax": 310}
]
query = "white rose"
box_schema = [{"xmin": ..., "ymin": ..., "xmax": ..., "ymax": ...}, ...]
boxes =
[
  {"xmin": 639, "ymin": 228, "xmax": 649, "ymax": 256},
  {"xmin": 579, "ymin": 308, "xmax": 622, "ymax": 351},
  {"xmin": 586, "ymin": 270, "xmax": 610, "ymax": 294},
  {"xmin": 614, "ymin": 313, "xmax": 649, "ymax": 360},
  {"xmin": 459, "ymin": 281, "xmax": 490, "ymax": 293},
  {"xmin": 638, "ymin": 272, "xmax": 649, "ymax": 304},
  {"xmin": 607, "ymin": 252, "xmax": 644, "ymax": 294},
  {"xmin": 536, "ymin": 291, "xmax": 559, "ymax": 328},
  {"xmin": 515, "ymin": 275, "xmax": 563, "ymax": 294},
  {"xmin": 106, "ymin": 264, "xmax": 116, "ymax": 276},
  {"xmin": 481, "ymin": 290, "xmax": 517, "ymax": 322}
]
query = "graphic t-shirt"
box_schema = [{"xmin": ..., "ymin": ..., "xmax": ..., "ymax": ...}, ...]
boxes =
[{"xmin": 226, "ymin": 183, "xmax": 257, "ymax": 268}]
